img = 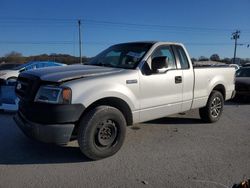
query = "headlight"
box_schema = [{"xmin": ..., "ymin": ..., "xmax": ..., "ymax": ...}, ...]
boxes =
[
  {"xmin": 35, "ymin": 85, "xmax": 72, "ymax": 104},
  {"xmin": 0, "ymin": 72, "xmax": 7, "ymax": 77}
]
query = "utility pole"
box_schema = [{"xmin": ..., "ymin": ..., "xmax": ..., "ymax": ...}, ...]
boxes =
[
  {"xmin": 78, "ymin": 20, "xmax": 82, "ymax": 64},
  {"xmin": 231, "ymin": 30, "xmax": 240, "ymax": 64}
]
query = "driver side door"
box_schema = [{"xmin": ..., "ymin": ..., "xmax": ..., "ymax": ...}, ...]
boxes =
[{"xmin": 139, "ymin": 45, "xmax": 183, "ymax": 122}]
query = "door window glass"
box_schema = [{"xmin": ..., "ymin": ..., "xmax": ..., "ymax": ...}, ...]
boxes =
[{"xmin": 152, "ymin": 46, "xmax": 176, "ymax": 69}]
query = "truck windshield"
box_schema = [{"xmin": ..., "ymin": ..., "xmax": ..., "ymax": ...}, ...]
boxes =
[{"xmin": 86, "ymin": 43, "xmax": 153, "ymax": 69}]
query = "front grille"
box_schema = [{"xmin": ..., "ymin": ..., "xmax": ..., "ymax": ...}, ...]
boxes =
[{"xmin": 16, "ymin": 73, "xmax": 41, "ymax": 101}]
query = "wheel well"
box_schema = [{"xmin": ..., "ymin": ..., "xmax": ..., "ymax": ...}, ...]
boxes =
[
  {"xmin": 82, "ymin": 97, "xmax": 133, "ymax": 126},
  {"xmin": 212, "ymin": 84, "xmax": 226, "ymax": 99}
]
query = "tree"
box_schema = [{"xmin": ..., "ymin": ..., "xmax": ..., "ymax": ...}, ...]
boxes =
[
  {"xmin": 221, "ymin": 58, "xmax": 231, "ymax": 64},
  {"xmin": 191, "ymin": 58, "xmax": 197, "ymax": 62},
  {"xmin": 198, "ymin": 56, "xmax": 209, "ymax": 61},
  {"xmin": 4, "ymin": 51, "xmax": 24, "ymax": 63},
  {"xmin": 5, "ymin": 51, "xmax": 22, "ymax": 58},
  {"xmin": 210, "ymin": 54, "xmax": 220, "ymax": 61}
]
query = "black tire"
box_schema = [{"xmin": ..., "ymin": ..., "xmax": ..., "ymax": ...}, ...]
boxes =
[
  {"xmin": 199, "ymin": 91, "xmax": 224, "ymax": 123},
  {"xmin": 77, "ymin": 105, "xmax": 126, "ymax": 160}
]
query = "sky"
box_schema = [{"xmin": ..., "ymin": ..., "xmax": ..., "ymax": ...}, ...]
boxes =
[{"xmin": 0, "ymin": 0, "xmax": 249, "ymax": 59}]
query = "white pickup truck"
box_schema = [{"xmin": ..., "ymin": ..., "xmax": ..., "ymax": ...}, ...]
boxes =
[{"xmin": 14, "ymin": 42, "xmax": 235, "ymax": 160}]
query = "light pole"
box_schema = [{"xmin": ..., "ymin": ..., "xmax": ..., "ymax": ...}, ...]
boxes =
[
  {"xmin": 78, "ymin": 20, "xmax": 82, "ymax": 64},
  {"xmin": 231, "ymin": 30, "xmax": 240, "ymax": 64}
]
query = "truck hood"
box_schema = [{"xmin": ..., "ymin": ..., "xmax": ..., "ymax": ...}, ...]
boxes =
[
  {"xmin": 0, "ymin": 70, "xmax": 18, "ymax": 79},
  {"xmin": 23, "ymin": 64, "xmax": 124, "ymax": 83},
  {"xmin": 0, "ymin": 69, "xmax": 16, "ymax": 74}
]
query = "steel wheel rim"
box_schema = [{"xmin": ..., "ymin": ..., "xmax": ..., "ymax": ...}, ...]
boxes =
[
  {"xmin": 95, "ymin": 119, "xmax": 118, "ymax": 147},
  {"xmin": 210, "ymin": 97, "xmax": 222, "ymax": 118}
]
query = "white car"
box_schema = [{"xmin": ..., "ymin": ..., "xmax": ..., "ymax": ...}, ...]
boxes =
[{"xmin": 0, "ymin": 61, "xmax": 66, "ymax": 83}]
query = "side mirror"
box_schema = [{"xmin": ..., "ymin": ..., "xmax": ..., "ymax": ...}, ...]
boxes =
[{"xmin": 151, "ymin": 56, "xmax": 169, "ymax": 73}]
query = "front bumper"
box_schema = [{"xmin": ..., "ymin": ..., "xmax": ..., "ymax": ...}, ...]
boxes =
[
  {"xmin": 18, "ymin": 100, "xmax": 85, "ymax": 124},
  {"xmin": 14, "ymin": 112, "xmax": 75, "ymax": 145}
]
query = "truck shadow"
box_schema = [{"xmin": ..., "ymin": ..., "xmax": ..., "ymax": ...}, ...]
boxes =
[
  {"xmin": 0, "ymin": 138, "xmax": 91, "ymax": 165},
  {"xmin": 144, "ymin": 116, "xmax": 203, "ymax": 125},
  {"xmin": 0, "ymin": 110, "xmax": 216, "ymax": 165},
  {"xmin": 0, "ymin": 114, "xmax": 91, "ymax": 165}
]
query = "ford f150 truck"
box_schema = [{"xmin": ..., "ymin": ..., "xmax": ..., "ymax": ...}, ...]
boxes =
[{"xmin": 14, "ymin": 42, "xmax": 235, "ymax": 160}]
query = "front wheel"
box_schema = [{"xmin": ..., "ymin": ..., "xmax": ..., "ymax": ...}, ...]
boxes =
[
  {"xmin": 77, "ymin": 106, "xmax": 126, "ymax": 160},
  {"xmin": 199, "ymin": 91, "xmax": 224, "ymax": 123}
]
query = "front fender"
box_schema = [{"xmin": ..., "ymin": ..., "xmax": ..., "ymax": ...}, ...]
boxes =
[{"xmin": 68, "ymin": 81, "xmax": 139, "ymax": 111}]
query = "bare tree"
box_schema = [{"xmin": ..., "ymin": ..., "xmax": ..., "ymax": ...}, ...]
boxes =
[
  {"xmin": 4, "ymin": 51, "xmax": 24, "ymax": 63},
  {"xmin": 210, "ymin": 54, "xmax": 220, "ymax": 61}
]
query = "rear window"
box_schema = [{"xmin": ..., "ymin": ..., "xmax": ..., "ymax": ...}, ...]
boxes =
[{"xmin": 176, "ymin": 46, "xmax": 190, "ymax": 69}]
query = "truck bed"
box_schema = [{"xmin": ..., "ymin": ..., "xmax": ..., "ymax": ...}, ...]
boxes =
[{"xmin": 191, "ymin": 67, "xmax": 235, "ymax": 109}]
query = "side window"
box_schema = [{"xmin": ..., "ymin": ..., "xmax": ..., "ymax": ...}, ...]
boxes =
[
  {"xmin": 176, "ymin": 46, "xmax": 190, "ymax": 69},
  {"xmin": 151, "ymin": 46, "xmax": 176, "ymax": 69}
]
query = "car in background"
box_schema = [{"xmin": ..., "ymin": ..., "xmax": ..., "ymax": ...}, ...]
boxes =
[
  {"xmin": 229, "ymin": 64, "xmax": 240, "ymax": 71},
  {"xmin": 235, "ymin": 67, "xmax": 250, "ymax": 100},
  {"xmin": 242, "ymin": 63, "xmax": 250, "ymax": 67},
  {"xmin": 0, "ymin": 61, "xmax": 66, "ymax": 83},
  {"xmin": 0, "ymin": 63, "xmax": 21, "ymax": 70}
]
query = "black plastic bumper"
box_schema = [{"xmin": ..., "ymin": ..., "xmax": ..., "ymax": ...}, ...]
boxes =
[
  {"xmin": 18, "ymin": 100, "xmax": 85, "ymax": 124},
  {"xmin": 14, "ymin": 112, "xmax": 75, "ymax": 145}
]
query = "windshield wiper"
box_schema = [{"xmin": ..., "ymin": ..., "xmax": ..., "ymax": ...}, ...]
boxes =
[
  {"xmin": 87, "ymin": 62, "xmax": 120, "ymax": 68},
  {"xmin": 103, "ymin": 63, "xmax": 118, "ymax": 68},
  {"xmin": 87, "ymin": 61, "xmax": 106, "ymax": 67}
]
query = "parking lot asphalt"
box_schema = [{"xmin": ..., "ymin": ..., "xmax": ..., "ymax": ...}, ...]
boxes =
[{"xmin": 0, "ymin": 101, "xmax": 250, "ymax": 188}]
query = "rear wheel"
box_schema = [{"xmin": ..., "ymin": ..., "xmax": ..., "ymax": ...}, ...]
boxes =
[
  {"xmin": 199, "ymin": 91, "xmax": 224, "ymax": 123},
  {"xmin": 77, "ymin": 105, "xmax": 126, "ymax": 160}
]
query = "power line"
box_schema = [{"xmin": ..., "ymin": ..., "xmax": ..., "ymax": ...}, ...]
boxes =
[
  {"xmin": 0, "ymin": 40, "xmax": 113, "ymax": 45},
  {"xmin": 185, "ymin": 42, "xmax": 233, "ymax": 46},
  {"xmin": 0, "ymin": 40, "xmax": 247, "ymax": 47},
  {"xmin": 1, "ymin": 17, "xmax": 250, "ymax": 33},
  {"xmin": 83, "ymin": 19, "xmax": 236, "ymax": 32}
]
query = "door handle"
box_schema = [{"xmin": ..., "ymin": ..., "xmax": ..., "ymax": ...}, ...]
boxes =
[{"xmin": 175, "ymin": 76, "xmax": 182, "ymax": 84}]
